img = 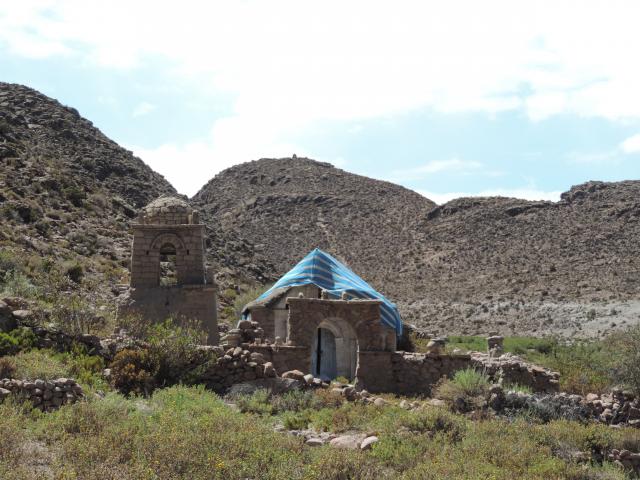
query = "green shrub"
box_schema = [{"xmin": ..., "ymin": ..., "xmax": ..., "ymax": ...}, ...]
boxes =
[
  {"xmin": 0, "ymin": 327, "xmax": 36, "ymax": 355},
  {"xmin": 235, "ymin": 389, "xmax": 274, "ymax": 415},
  {"xmin": 281, "ymin": 410, "xmax": 312, "ymax": 430},
  {"xmin": 445, "ymin": 335, "xmax": 487, "ymax": 353},
  {"xmin": 235, "ymin": 389, "xmax": 321, "ymax": 417},
  {"xmin": 34, "ymin": 219, "xmax": 50, "ymax": 237},
  {"xmin": 0, "ymin": 356, "xmax": 16, "ymax": 378},
  {"xmin": 108, "ymin": 348, "xmax": 157, "ymax": 396},
  {"xmin": 11, "ymin": 349, "xmax": 69, "ymax": 380},
  {"xmin": 272, "ymin": 390, "xmax": 321, "ymax": 413},
  {"xmin": 63, "ymin": 185, "xmax": 85, "ymax": 207},
  {"xmin": 0, "ymin": 271, "xmax": 39, "ymax": 298},
  {"xmin": 9, "ymin": 347, "xmax": 105, "ymax": 390},
  {"xmin": 434, "ymin": 368, "xmax": 490, "ymax": 412},
  {"xmin": 64, "ymin": 344, "xmax": 106, "ymax": 388},
  {"xmin": 610, "ymin": 325, "xmax": 640, "ymax": 394},
  {"xmin": 147, "ymin": 320, "xmax": 210, "ymax": 387},
  {"xmin": 0, "ymin": 249, "xmax": 19, "ymax": 276},
  {"xmin": 505, "ymin": 337, "xmax": 555, "ymax": 355},
  {"xmin": 451, "ymin": 368, "xmax": 490, "ymax": 396},
  {"xmin": 305, "ymin": 446, "xmax": 387, "ymax": 479},
  {"xmin": 310, "ymin": 403, "xmax": 382, "ymax": 433},
  {"xmin": 527, "ymin": 340, "xmax": 615, "ymax": 395},
  {"xmin": 64, "ymin": 261, "xmax": 84, "ymax": 284},
  {"xmin": 0, "ymin": 332, "xmax": 18, "ymax": 356}
]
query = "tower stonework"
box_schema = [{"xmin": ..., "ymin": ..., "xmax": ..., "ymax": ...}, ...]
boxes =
[{"xmin": 120, "ymin": 196, "xmax": 219, "ymax": 344}]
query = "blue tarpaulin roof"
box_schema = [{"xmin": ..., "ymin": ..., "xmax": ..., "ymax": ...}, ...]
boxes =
[{"xmin": 248, "ymin": 248, "xmax": 403, "ymax": 335}]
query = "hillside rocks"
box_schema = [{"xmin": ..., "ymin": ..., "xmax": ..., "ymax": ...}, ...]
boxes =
[
  {"xmin": 405, "ymin": 182, "xmax": 640, "ymax": 337},
  {"xmin": 0, "ymin": 377, "xmax": 84, "ymax": 412},
  {"xmin": 192, "ymin": 156, "xmax": 433, "ymax": 296},
  {"xmin": 0, "ymin": 82, "xmax": 176, "ymax": 305}
]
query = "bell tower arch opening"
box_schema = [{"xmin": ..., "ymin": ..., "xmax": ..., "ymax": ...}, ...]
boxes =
[{"xmin": 159, "ymin": 242, "xmax": 177, "ymax": 286}]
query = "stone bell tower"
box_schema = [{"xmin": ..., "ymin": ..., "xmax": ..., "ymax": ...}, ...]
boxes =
[{"xmin": 121, "ymin": 196, "xmax": 218, "ymax": 344}]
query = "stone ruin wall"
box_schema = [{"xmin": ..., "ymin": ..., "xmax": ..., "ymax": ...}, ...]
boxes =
[
  {"xmin": 389, "ymin": 352, "xmax": 474, "ymax": 395},
  {"xmin": 190, "ymin": 345, "xmax": 277, "ymax": 394},
  {"xmin": 234, "ymin": 299, "xmax": 560, "ymax": 395},
  {"xmin": 0, "ymin": 378, "xmax": 84, "ymax": 412}
]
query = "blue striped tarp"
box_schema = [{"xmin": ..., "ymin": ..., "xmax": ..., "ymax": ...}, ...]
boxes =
[{"xmin": 248, "ymin": 248, "xmax": 402, "ymax": 335}]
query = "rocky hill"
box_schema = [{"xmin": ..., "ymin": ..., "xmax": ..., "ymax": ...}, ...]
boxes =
[
  {"xmin": 400, "ymin": 181, "xmax": 640, "ymax": 337},
  {"xmin": 192, "ymin": 156, "xmax": 435, "ymax": 294},
  {"xmin": 0, "ymin": 82, "xmax": 178, "ymax": 286}
]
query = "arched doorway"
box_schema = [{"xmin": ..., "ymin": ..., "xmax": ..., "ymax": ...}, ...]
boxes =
[{"xmin": 310, "ymin": 318, "xmax": 358, "ymax": 381}]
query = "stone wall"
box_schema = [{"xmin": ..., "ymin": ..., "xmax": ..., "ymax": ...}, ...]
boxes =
[
  {"xmin": 470, "ymin": 352, "xmax": 560, "ymax": 393},
  {"xmin": 249, "ymin": 307, "xmax": 274, "ymax": 343},
  {"xmin": 355, "ymin": 350, "xmax": 560, "ymax": 396},
  {"xmin": 248, "ymin": 344, "xmax": 311, "ymax": 375},
  {"xmin": 119, "ymin": 285, "xmax": 219, "ymax": 345},
  {"xmin": 389, "ymin": 352, "xmax": 473, "ymax": 395},
  {"xmin": 286, "ymin": 298, "xmax": 396, "ymax": 352},
  {"xmin": 0, "ymin": 378, "xmax": 84, "ymax": 411},
  {"xmin": 190, "ymin": 346, "xmax": 276, "ymax": 393}
]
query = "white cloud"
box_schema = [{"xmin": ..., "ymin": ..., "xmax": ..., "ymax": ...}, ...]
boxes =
[
  {"xmin": 621, "ymin": 134, "xmax": 640, "ymax": 154},
  {"xmin": 392, "ymin": 158, "xmax": 482, "ymax": 181},
  {"xmin": 415, "ymin": 188, "xmax": 562, "ymax": 205},
  {"xmin": 3, "ymin": 1, "xmax": 640, "ymax": 123},
  {"xmin": 566, "ymin": 150, "xmax": 618, "ymax": 165},
  {"xmin": 566, "ymin": 133, "xmax": 640, "ymax": 164},
  {"xmin": 132, "ymin": 102, "xmax": 156, "ymax": 118}
]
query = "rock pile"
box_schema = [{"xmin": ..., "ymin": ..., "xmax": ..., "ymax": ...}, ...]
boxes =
[
  {"xmin": 194, "ymin": 346, "xmax": 276, "ymax": 393},
  {"xmin": 582, "ymin": 389, "xmax": 640, "ymax": 427},
  {"xmin": 220, "ymin": 319, "xmax": 265, "ymax": 348},
  {"xmin": 609, "ymin": 449, "xmax": 640, "ymax": 475},
  {"xmin": 488, "ymin": 385, "xmax": 640, "ymax": 427},
  {"xmin": 0, "ymin": 377, "xmax": 83, "ymax": 411}
]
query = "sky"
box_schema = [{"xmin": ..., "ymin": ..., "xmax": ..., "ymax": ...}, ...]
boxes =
[{"xmin": 1, "ymin": 1, "xmax": 639, "ymax": 203}]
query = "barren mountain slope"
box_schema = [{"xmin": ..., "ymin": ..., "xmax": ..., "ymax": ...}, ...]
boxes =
[
  {"xmin": 192, "ymin": 157, "xmax": 435, "ymax": 293},
  {"xmin": 401, "ymin": 181, "xmax": 640, "ymax": 337},
  {"xmin": 0, "ymin": 82, "xmax": 179, "ymax": 284}
]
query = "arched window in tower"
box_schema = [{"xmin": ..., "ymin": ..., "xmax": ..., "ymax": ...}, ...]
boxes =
[{"xmin": 159, "ymin": 242, "xmax": 177, "ymax": 286}]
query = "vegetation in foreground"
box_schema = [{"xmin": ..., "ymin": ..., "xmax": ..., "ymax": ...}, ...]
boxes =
[{"xmin": 1, "ymin": 384, "xmax": 638, "ymax": 480}]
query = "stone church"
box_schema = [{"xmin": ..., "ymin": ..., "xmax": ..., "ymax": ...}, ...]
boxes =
[{"xmin": 240, "ymin": 248, "xmax": 401, "ymax": 383}]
